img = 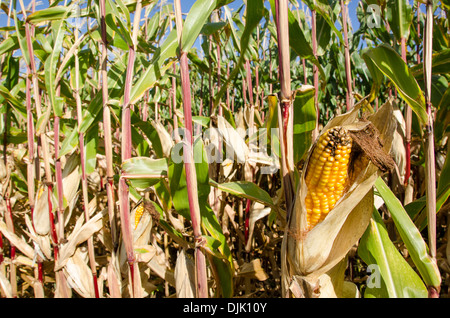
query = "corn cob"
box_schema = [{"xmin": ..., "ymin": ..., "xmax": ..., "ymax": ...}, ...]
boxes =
[
  {"xmin": 134, "ymin": 201, "xmax": 145, "ymax": 230},
  {"xmin": 305, "ymin": 127, "xmax": 352, "ymax": 230}
]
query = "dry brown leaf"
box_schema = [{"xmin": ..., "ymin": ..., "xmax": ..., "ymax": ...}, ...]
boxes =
[
  {"xmin": 217, "ymin": 115, "xmax": 248, "ymax": 163},
  {"xmin": 0, "ymin": 268, "xmax": 13, "ymax": 298},
  {"xmin": 174, "ymin": 249, "xmax": 196, "ymax": 298},
  {"xmin": 62, "ymin": 152, "xmax": 81, "ymax": 208},
  {"xmin": 32, "ymin": 185, "xmax": 51, "ymax": 236},
  {"xmin": 135, "ymin": 244, "xmax": 157, "ymax": 263},
  {"xmin": 56, "ymin": 208, "xmax": 106, "ymax": 270},
  {"xmin": 245, "ymin": 202, "xmax": 271, "ymax": 252},
  {"xmin": 63, "ymin": 247, "xmax": 96, "ymax": 298},
  {"xmin": 144, "ymin": 244, "xmax": 175, "ymax": 287},
  {"xmin": 152, "ymin": 119, "xmax": 174, "ymax": 158},
  {"xmin": 107, "ymin": 261, "xmax": 122, "ymax": 298},
  {"xmin": 24, "ymin": 214, "xmax": 53, "ymax": 260},
  {"xmin": 237, "ymin": 259, "xmax": 269, "ymax": 281},
  {"xmin": 0, "ymin": 220, "xmax": 35, "ymax": 260}
]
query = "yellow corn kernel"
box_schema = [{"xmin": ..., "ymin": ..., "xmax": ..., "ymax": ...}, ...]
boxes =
[
  {"xmin": 134, "ymin": 202, "xmax": 145, "ymax": 230},
  {"xmin": 305, "ymin": 127, "xmax": 352, "ymax": 230}
]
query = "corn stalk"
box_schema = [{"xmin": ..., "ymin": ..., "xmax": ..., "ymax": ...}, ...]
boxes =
[
  {"xmin": 74, "ymin": 11, "xmax": 100, "ymax": 298},
  {"xmin": 340, "ymin": 0, "xmax": 353, "ymax": 111},
  {"xmin": 275, "ymin": 0, "xmax": 295, "ymax": 218},
  {"xmin": 119, "ymin": 0, "xmax": 143, "ymax": 296},
  {"xmin": 174, "ymin": 0, "xmax": 208, "ymax": 298},
  {"xmin": 423, "ymin": 0, "xmax": 439, "ymax": 298}
]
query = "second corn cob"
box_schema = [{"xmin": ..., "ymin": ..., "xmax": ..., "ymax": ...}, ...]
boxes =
[{"xmin": 305, "ymin": 127, "xmax": 352, "ymax": 230}]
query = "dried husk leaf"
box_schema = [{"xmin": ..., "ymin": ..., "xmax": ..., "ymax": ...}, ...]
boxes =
[
  {"xmin": 0, "ymin": 269, "xmax": 13, "ymax": 298},
  {"xmin": 235, "ymin": 108, "xmax": 246, "ymax": 139},
  {"xmin": 237, "ymin": 258, "xmax": 269, "ymax": 281},
  {"xmin": 0, "ymin": 220, "xmax": 35, "ymax": 260},
  {"xmin": 143, "ymin": 243, "xmax": 175, "ymax": 287},
  {"xmin": 0, "ymin": 159, "xmax": 6, "ymax": 180},
  {"xmin": 132, "ymin": 206, "xmax": 153, "ymax": 246},
  {"xmin": 217, "ymin": 115, "xmax": 248, "ymax": 163},
  {"xmin": 56, "ymin": 208, "xmax": 106, "ymax": 270},
  {"xmin": 62, "ymin": 152, "xmax": 81, "ymax": 208},
  {"xmin": 203, "ymin": 124, "xmax": 221, "ymax": 164},
  {"xmin": 135, "ymin": 244, "xmax": 157, "ymax": 263},
  {"xmin": 282, "ymin": 100, "xmax": 397, "ymax": 297},
  {"xmin": 32, "ymin": 185, "xmax": 51, "ymax": 236},
  {"xmin": 24, "ymin": 214, "xmax": 52, "ymax": 260},
  {"xmin": 152, "ymin": 119, "xmax": 174, "ymax": 158},
  {"xmin": 107, "ymin": 261, "xmax": 122, "ymax": 298},
  {"xmin": 174, "ymin": 249, "xmax": 196, "ymax": 298},
  {"xmin": 63, "ymin": 247, "xmax": 96, "ymax": 298},
  {"xmin": 245, "ymin": 202, "xmax": 271, "ymax": 252}
]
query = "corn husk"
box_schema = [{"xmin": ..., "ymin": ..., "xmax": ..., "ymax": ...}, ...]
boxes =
[
  {"xmin": 56, "ymin": 208, "xmax": 106, "ymax": 270},
  {"xmin": 32, "ymin": 184, "xmax": 52, "ymax": 236},
  {"xmin": 174, "ymin": 248, "xmax": 196, "ymax": 298},
  {"xmin": 152, "ymin": 119, "xmax": 174, "ymax": 158},
  {"xmin": 281, "ymin": 99, "xmax": 397, "ymax": 298},
  {"xmin": 63, "ymin": 247, "xmax": 96, "ymax": 298}
]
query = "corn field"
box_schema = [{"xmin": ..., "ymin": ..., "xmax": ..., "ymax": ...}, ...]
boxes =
[{"xmin": 0, "ymin": 0, "xmax": 448, "ymax": 299}]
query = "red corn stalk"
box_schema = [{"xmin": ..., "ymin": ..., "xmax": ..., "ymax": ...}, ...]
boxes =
[
  {"xmin": 19, "ymin": 0, "xmax": 62, "ymax": 295},
  {"xmin": 118, "ymin": 0, "xmax": 143, "ymax": 297},
  {"xmin": 174, "ymin": 0, "xmax": 208, "ymax": 298},
  {"xmin": 22, "ymin": 0, "xmax": 44, "ymax": 294},
  {"xmin": 73, "ymin": 20, "xmax": 100, "ymax": 298},
  {"xmin": 99, "ymin": 0, "xmax": 118, "ymax": 250}
]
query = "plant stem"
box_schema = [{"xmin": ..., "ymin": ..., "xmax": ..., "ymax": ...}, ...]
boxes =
[
  {"xmin": 275, "ymin": 0, "xmax": 295, "ymax": 218},
  {"xmin": 99, "ymin": 0, "xmax": 118, "ymax": 250},
  {"xmin": 423, "ymin": 0, "xmax": 439, "ymax": 297},
  {"xmin": 19, "ymin": 0, "xmax": 60, "ymax": 295},
  {"xmin": 340, "ymin": 0, "xmax": 353, "ymax": 111},
  {"xmin": 74, "ymin": 20, "xmax": 100, "ymax": 298},
  {"xmin": 174, "ymin": 0, "xmax": 208, "ymax": 298},
  {"xmin": 118, "ymin": 0, "xmax": 143, "ymax": 297},
  {"xmin": 311, "ymin": 5, "xmax": 319, "ymax": 141},
  {"xmin": 402, "ymin": 36, "xmax": 413, "ymax": 206}
]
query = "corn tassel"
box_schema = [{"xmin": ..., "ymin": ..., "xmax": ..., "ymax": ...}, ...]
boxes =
[{"xmin": 305, "ymin": 127, "xmax": 352, "ymax": 230}]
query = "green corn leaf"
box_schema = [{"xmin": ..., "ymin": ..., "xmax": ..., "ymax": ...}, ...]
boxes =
[
  {"xmin": 362, "ymin": 44, "xmax": 427, "ymax": 125},
  {"xmin": 130, "ymin": 29, "xmax": 177, "ymax": 104},
  {"xmin": 292, "ymin": 85, "xmax": 316, "ymax": 165},
  {"xmin": 210, "ymin": 180, "xmax": 274, "ymax": 209},
  {"xmin": 0, "ymin": 83, "xmax": 26, "ymax": 119},
  {"xmin": 387, "ymin": 0, "xmax": 413, "ymax": 42},
  {"xmin": 374, "ymin": 177, "xmax": 441, "ymax": 289},
  {"xmin": 84, "ymin": 124, "xmax": 99, "ymax": 175},
  {"xmin": 45, "ymin": 12, "xmax": 71, "ymax": 117},
  {"xmin": 121, "ymin": 157, "xmax": 168, "ymax": 190},
  {"xmin": 105, "ymin": 13, "xmax": 133, "ymax": 49},
  {"xmin": 180, "ymin": 0, "xmax": 218, "ymax": 52},
  {"xmin": 410, "ymin": 49, "xmax": 450, "ymax": 78},
  {"xmin": 26, "ymin": 6, "xmax": 71, "ymax": 24},
  {"xmin": 0, "ymin": 35, "xmax": 19, "ymax": 56},
  {"xmin": 358, "ymin": 207, "xmax": 428, "ymax": 298},
  {"xmin": 58, "ymin": 124, "xmax": 79, "ymax": 159}
]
